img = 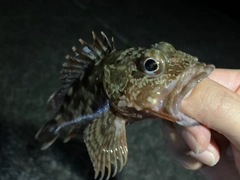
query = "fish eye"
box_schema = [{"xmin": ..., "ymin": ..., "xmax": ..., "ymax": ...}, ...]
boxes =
[
  {"xmin": 140, "ymin": 57, "xmax": 164, "ymax": 75},
  {"xmin": 144, "ymin": 58, "xmax": 158, "ymax": 71}
]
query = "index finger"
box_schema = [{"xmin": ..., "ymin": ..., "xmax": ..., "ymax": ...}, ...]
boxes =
[
  {"xmin": 209, "ymin": 69, "xmax": 240, "ymax": 93},
  {"xmin": 181, "ymin": 69, "xmax": 240, "ymax": 150}
]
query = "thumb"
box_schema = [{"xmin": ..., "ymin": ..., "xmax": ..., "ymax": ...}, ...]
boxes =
[{"xmin": 181, "ymin": 78, "xmax": 240, "ymax": 150}]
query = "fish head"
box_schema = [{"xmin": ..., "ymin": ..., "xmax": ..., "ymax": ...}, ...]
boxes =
[{"xmin": 104, "ymin": 42, "xmax": 214, "ymax": 123}]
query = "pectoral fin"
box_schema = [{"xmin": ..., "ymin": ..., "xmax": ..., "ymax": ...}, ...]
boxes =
[{"xmin": 84, "ymin": 111, "xmax": 128, "ymax": 180}]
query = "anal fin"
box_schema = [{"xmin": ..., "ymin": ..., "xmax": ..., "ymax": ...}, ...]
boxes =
[
  {"xmin": 63, "ymin": 124, "xmax": 85, "ymax": 143},
  {"xmin": 35, "ymin": 120, "xmax": 60, "ymax": 150},
  {"xmin": 84, "ymin": 110, "xmax": 128, "ymax": 180}
]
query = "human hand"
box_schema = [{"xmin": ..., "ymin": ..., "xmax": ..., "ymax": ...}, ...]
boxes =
[{"xmin": 162, "ymin": 69, "xmax": 240, "ymax": 179}]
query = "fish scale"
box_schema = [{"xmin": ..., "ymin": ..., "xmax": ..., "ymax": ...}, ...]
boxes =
[{"xmin": 36, "ymin": 31, "xmax": 214, "ymax": 180}]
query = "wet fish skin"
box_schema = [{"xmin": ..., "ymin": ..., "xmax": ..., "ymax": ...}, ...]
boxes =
[{"xmin": 36, "ymin": 32, "xmax": 214, "ymax": 180}]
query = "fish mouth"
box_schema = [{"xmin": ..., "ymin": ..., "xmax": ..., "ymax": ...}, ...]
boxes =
[
  {"xmin": 174, "ymin": 63, "xmax": 215, "ymax": 125},
  {"xmin": 176, "ymin": 63, "xmax": 215, "ymax": 106},
  {"xmin": 153, "ymin": 62, "xmax": 215, "ymax": 126}
]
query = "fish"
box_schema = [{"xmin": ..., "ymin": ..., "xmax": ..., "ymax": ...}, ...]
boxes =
[{"xmin": 35, "ymin": 31, "xmax": 215, "ymax": 180}]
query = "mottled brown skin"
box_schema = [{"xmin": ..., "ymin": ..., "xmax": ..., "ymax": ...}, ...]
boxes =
[{"xmin": 36, "ymin": 32, "xmax": 214, "ymax": 180}]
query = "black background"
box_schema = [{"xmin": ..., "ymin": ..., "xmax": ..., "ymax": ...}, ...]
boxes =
[{"xmin": 1, "ymin": 0, "xmax": 240, "ymax": 180}]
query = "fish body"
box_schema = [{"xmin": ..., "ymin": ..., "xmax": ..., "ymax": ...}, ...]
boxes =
[{"xmin": 36, "ymin": 32, "xmax": 214, "ymax": 180}]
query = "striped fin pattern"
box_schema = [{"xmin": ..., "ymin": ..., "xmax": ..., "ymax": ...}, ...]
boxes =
[
  {"xmin": 47, "ymin": 32, "xmax": 115, "ymax": 115},
  {"xmin": 84, "ymin": 110, "xmax": 128, "ymax": 180}
]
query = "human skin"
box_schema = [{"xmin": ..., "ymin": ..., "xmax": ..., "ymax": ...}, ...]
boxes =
[{"xmin": 162, "ymin": 69, "xmax": 240, "ymax": 180}]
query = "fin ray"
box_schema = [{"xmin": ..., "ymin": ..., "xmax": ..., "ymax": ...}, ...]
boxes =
[
  {"xmin": 84, "ymin": 110, "xmax": 128, "ymax": 179},
  {"xmin": 47, "ymin": 32, "xmax": 115, "ymax": 115},
  {"xmin": 35, "ymin": 119, "xmax": 60, "ymax": 150}
]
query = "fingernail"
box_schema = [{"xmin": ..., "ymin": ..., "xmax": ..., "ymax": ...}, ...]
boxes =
[
  {"xmin": 181, "ymin": 128, "xmax": 199, "ymax": 154},
  {"xmin": 175, "ymin": 158, "xmax": 203, "ymax": 170},
  {"xmin": 187, "ymin": 150, "xmax": 216, "ymax": 167},
  {"xmin": 177, "ymin": 159, "xmax": 203, "ymax": 170}
]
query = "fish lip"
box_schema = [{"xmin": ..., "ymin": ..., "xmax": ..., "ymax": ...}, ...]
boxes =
[
  {"xmin": 170, "ymin": 62, "xmax": 215, "ymax": 119},
  {"xmin": 149, "ymin": 62, "xmax": 215, "ymax": 123},
  {"xmin": 179, "ymin": 63, "xmax": 215, "ymax": 99}
]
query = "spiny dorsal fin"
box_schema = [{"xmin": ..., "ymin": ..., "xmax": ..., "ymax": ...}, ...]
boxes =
[
  {"xmin": 47, "ymin": 31, "xmax": 115, "ymax": 115},
  {"xmin": 84, "ymin": 110, "xmax": 128, "ymax": 180}
]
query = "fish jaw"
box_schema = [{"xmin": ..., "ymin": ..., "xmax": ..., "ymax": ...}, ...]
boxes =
[{"xmin": 150, "ymin": 62, "xmax": 215, "ymax": 126}]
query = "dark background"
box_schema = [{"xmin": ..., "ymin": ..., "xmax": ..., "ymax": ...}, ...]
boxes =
[{"xmin": 1, "ymin": 0, "xmax": 240, "ymax": 180}]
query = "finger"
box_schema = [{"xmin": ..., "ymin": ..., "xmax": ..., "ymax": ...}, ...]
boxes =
[
  {"xmin": 200, "ymin": 143, "xmax": 239, "ymax": 180},
  {"xmin": 181, "ymin": 78, "xmax": 240, "ymax": 150},
  {"xmin": 209, "ymin": 69, "xmax": 240, "ymax": 94},
  {"xmin": 162, "ymin": 121, "xmax": 203, "ymax": 170},
  {"xmin": 162, "ymin": 121, "xmax": 219, "ymax": 169},
  {"xmin": 187, "ymin": 139, "xmax": 219, "ymax": 168},
  {"xmin": 173, "ymin": 123, "xmax": 211, "ymax": 154}
]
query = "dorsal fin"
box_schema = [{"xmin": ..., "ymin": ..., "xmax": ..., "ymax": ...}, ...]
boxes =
[{"xmin": 47, "ymin": 31, "xmax": 115, "ymax": 115}]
